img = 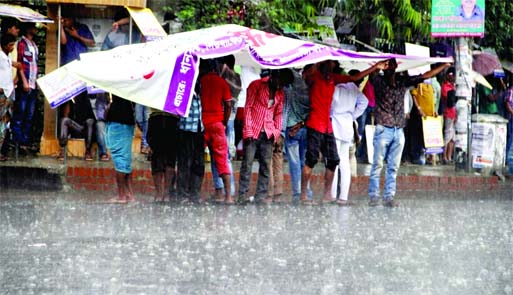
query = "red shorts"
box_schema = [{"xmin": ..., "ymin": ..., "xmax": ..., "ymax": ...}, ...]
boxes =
[{"xmin": 204, "ymin": 122, "xmax": 230, "ymax": 176}]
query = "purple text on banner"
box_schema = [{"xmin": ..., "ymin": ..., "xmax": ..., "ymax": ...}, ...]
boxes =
[
  {"xmin": 164, "ymin": 51, "xmax": 198, "ymax": 116},
  {"xmin": 49, "ymin": 84, "xmax": 87, "ymax": 109},
  {"xmin": 194, "ymin": 36, "xmax": 245, "ymax": 58}
]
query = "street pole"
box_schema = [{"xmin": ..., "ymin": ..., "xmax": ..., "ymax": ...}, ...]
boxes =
[{"xmin": 454, "ymin": 37, "xmax": 473, "ymax": 172}]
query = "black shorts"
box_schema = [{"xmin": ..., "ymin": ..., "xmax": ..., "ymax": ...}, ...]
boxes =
[
  {"xmin": 305, "ymin": 128, "xmax": 340, "ymax": 170},
  {"xmin": 147, "ymin": 115, "xmax": 179, "ymax": 173}
]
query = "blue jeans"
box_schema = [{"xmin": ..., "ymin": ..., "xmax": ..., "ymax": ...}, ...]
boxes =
[
  {"xmin": 96, "ymin": 120, "xmax": 107, "ymax": 156},
  {"xmin": 134, "ymin": 104, "xmax": 149, "ymax": 148},
  {"xmin": 285, "ymin": 127, "xmax": 312, "ymax": 201},
  {"xmin": 226, "ymin": 118, "xmax": 235, "ymax": 158},
  {"xmin": 368, "ymin": 125, "xmax": 405, "ymax": 201},
  {"xmin": 12, "ymin": 88, "xmax": 37, "ymax": 145}
]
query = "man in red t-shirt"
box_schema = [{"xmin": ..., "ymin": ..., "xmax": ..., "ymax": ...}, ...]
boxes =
[
  {"xmin": 200, "ymin": 59, "xmax": 234, "ymax": 204},
  {"xmin": 300, "ymin": 60, "xmax": 386, "ymax": 205}
]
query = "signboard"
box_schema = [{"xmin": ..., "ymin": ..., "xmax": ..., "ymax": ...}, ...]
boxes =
[
  {"xmin": 422, "ymin": 116, "xmax": 444, "ymax": 154},
  {"xmin": 431, "ymin": 0, "xmax": 485, "ymax": 37},
  {"xmin": 126, "ymin": 7, "xmax": 167, "ymax": 41},
  {"xmin": 36, "ymin": 62, "xmax": 86, "ymax": 109}
]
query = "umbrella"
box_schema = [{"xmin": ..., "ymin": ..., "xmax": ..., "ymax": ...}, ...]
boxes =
[
  {"xmin": 0, "ymin": 3, "xmax": 53, "ymax": 23},
  {"xmin": 472, "ymin": 51, "xmax": 502, "ymax": 76},
  {"xmin": 38, "ymin": 24, "xmax": 452, "ymax": 117}
]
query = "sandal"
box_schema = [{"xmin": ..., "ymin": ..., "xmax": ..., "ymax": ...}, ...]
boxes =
[
  {"xmin": 336, "ymin": 199, "xmax": 354, "ymax": 206},
  {"xmin": 0, "ymin": 154, "xmax": 7, "ymax": 161},
  {"xmin": 321, "ymin": 198, "xmax": 337, "ymax": 204},
  {"xmin": 100, "ymin": 154, "xmax": 110, "ymax": 161},
  {"xmin": 300, "ymin": 199, "xmax": 317, "ymax": 206}
]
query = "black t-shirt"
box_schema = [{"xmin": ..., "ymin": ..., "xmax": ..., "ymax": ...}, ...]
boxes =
[
  {"xmin": 69, "ymin": 92, "xmax": 95, "ymax": 124},
  {"xmin": 106, "ymin": 95, "xmax": 135, "ymax": 125}
]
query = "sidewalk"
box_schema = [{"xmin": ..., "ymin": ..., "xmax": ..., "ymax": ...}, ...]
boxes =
[{"xmin": 0, "ymin": 153, "xmax": 506, "ymax": 198}]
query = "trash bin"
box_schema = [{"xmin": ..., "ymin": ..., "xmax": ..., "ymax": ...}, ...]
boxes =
[{"xmin": 471, "ymin": 114, "xmax": 508, "ymax": 175}]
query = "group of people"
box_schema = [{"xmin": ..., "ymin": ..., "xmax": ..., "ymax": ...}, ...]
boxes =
[
  {"xmin": 0, "ymin": 19, "xmax": 40, "ymax": 161},
  {"xmin": 102, "ymin": 48, "xmax": 452, "ymax": 206}
]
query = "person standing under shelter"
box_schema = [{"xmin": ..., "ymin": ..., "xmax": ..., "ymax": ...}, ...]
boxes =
[
  {"xmin": 58, "ymin": 9, "xmax": 97, "ymax": 160},
  {"xmin": 300, "ymin": 60, "xmax": 386, "ymax": 205},
  {"xmin": 330, "ymin": 70, "xmax": 368, "ymax": 206},
  {"xmin": 199, "ymin": 59, "xmax": 234, "ymax": 205},
  {"xmin": 238, "ymin": 69, "xmax": 293, "ymax": 205},
  {"xmin": 368, "ymin": 59, "xmax": 451, "ymax": 207},
  {"xmin": 283, "ymin": 67, "xmax": 313, "ymax": 203},
  {"xmin": 146, "ymin": 108, "xmax": 179, "ymax": 202},
  {"xmin": 12, "ymin": 22, "xmax": 38, "ymax": 150},
  {"xmin": 0, "ymin": 33, "xmax": 19, "ymax": 161}
]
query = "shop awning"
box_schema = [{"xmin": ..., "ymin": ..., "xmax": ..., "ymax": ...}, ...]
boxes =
[
  {"xmin": 0, "ymin": 3, "xmax": 53, "ymax": 23},
  {"xmin": 46, "ymin": 0, "xmax": 146, "ymax": 8}
]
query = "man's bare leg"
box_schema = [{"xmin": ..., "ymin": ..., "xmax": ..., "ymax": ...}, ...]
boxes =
[
  {"xmin": 152, "ymin": 172, "xmax": 164, "ymax": 201},
  {"xmin": 322, "ymin": 169, "xmax": 336, "ymax": 203},
  {"xmin": 221, "ymin": 174, "xmax": 234, "ymax": 204},
  {"xmin": 300, "ymin": 166, "xmax": 313, "ymax": 203},
  {"xmin": 125, "ymin": 173, "xmax": 135, "ymax": 202}
]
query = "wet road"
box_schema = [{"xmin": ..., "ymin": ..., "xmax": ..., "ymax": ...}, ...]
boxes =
[{"xmin": 1, "ymin": 191, "xmax": 512, "ymax": 295}]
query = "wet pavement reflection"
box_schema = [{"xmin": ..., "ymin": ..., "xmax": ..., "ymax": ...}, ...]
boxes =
[{"xmin": 1, "ymin": 191, "xmax": 512, "ymax": 294}]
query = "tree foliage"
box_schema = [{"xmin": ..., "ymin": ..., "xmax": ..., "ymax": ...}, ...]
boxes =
[{"xmin": 160, "ymin": 0, "xmax": 513, "ymax": 60}]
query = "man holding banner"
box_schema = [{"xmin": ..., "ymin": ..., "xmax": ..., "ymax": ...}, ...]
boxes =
[{"xmin": 368, "ymin": 59, "xmax": 451, "ymax": 207}]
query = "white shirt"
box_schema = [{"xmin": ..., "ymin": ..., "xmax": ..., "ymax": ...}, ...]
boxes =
[
  {"xmin": 331, "ymin": 82, "xmax": 368, "ymax": 142},
  {"xmin": 0, "ymin": 50, "xmax": 14, "ymax": 97}
]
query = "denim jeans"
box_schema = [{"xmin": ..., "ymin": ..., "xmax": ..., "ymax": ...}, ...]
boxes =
[
  {"xmin": 285, "ymin": 127, "xmax": 312, "ymax": 201},
  {"xmin": 238, "ymin": 132, "xmax": 273, "ymax": 201},
  {"xmin": 226, "ymin": 118, "xmax": 235, "ymax": 159},
  {"xmin": 368, "ymin": 125, "xmax": 405, "ymax": 201},
  {"xmin": 96, "ymin": 120, "xmax": 107, "ymax": 156},
  {"xmin": 134, "ymin": 104, "xmax": 149, "ymax": 148},
  {"xmin": 12, "ymin": 88, "xmax": 37, "ymax": 145}
]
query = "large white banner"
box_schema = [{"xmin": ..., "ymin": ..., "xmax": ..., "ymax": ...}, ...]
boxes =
[{"xmin": 39, "ymin": 24, "xmax": 453, "ymax": 117}]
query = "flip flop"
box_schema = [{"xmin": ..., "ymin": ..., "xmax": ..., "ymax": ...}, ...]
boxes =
[
  {"xmin": 300, "ymin": 199, "xmax": 317, "ymax": 206},
  {"xmin": 321, "ymin": 198, "xmax": 337, "ymax": 204},
  {"xmin": 106, "ymin": 197, "xmax": 127, "ymax": 204}
]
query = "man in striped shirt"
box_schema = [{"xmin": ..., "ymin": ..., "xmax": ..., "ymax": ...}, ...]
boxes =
[{"xmin": 238, "ymin": 69, "xmax": 294, "ymax": 205}]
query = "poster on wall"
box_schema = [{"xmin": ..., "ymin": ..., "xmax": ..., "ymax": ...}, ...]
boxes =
[
  {"xmin": 471, "ymin": 122, "xmax": 495, "ymax": 168},
  {"xmin": 431, "ymin": 0, "xmax": 485, "ymax": 37}
]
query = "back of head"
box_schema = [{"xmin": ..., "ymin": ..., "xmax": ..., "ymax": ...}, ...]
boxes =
[
  {"xmin": 1, "ymin": 18, "xmax": 19, "ymax": 35},
  {"xmin": 20, "ymin": 22, "xmax": 36, "ymax": 36},
  {"xmin": 1, "ymin": 33, "xmax": 16, "ymax": 47},
  {"xmin": 223, "ymin": 55, "xmax": 236, "ymax": 70},
  {"xmin": 114, "ymin": 8, "xmax": 130, "ymax": 22}
]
